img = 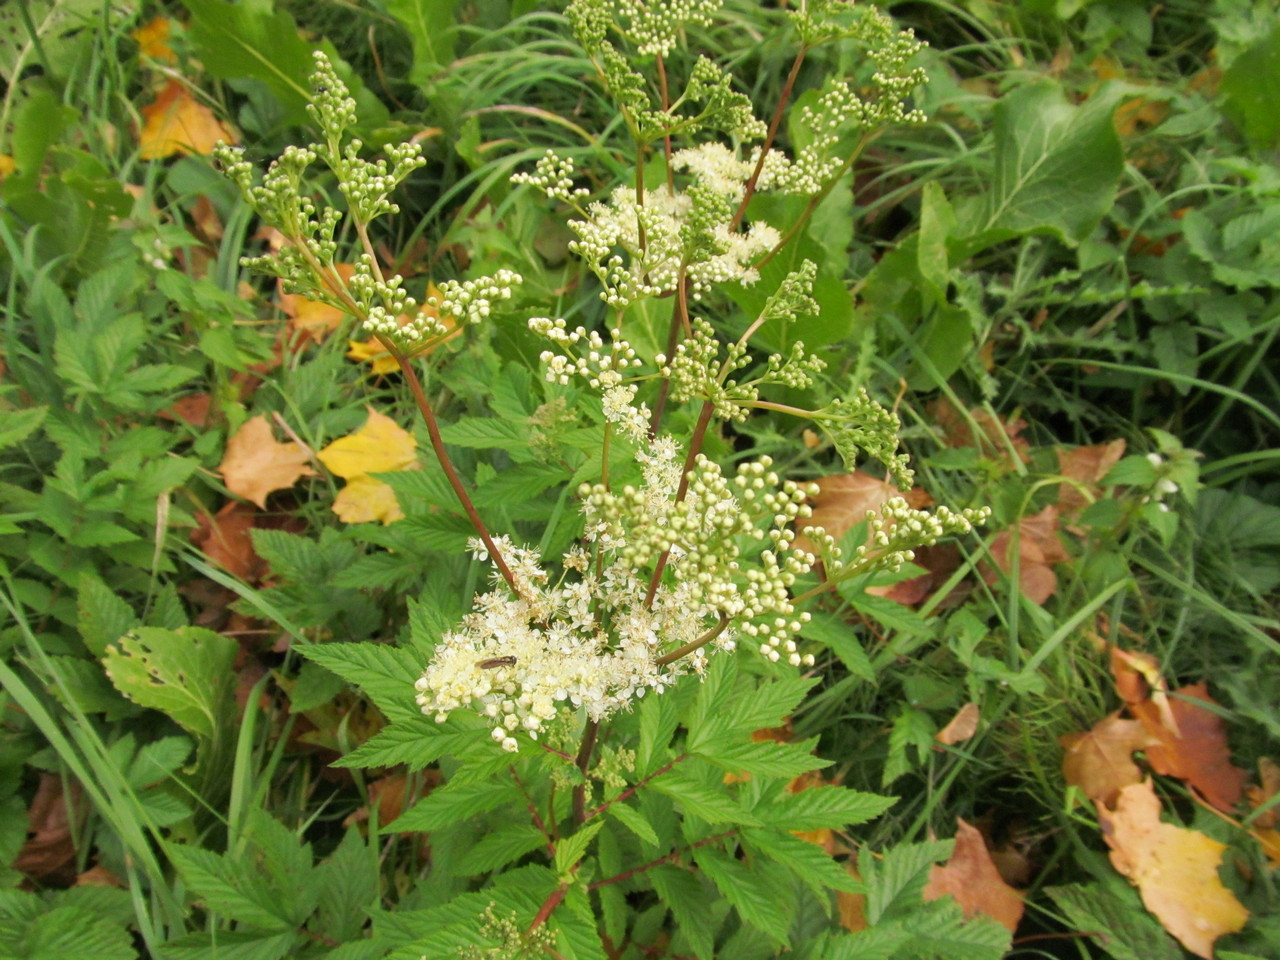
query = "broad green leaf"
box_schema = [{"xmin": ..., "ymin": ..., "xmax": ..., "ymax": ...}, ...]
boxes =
[
  {"xmin": 102, "ymin": 627, "xmax": 236, "ymax": 742},
  {"xmin": 958, "ymin": 81, "xmax": 1124, "ymax": 251},
  {"xmin": 77, "ymin": 574, "xmax": 139, "ymax": 657},
  {"xmin": 555, "ymin": 885, "xmax": 608, "ymax": 960},
  {"xmin": 385, "ymin": 0, "xmax": 459, "ymax": 82},
  {"xmin": 1045, "ymin": 882, "xmax": 1182, "ymax": 960},
  {"xmin": 649, "ymin": 865, "xmax": 718, "ymax": 960},
  {"xmin": 1221, "ymin": 25, "xmax": 1280, "ymax": 148},
  {"xmin": 164, "ymin": 843, "xmax": 292, "ymax": 930},
  {"xmin": 14, "ymin": 904, "xmax": 137, "ymax": 960},
  {"xmin": 181, "ymin": 0, "xmax": 385, "ymax": 128},
  {"xmin": 893, "ymin": 896, "xmax": 1010, "ymax": 959},
  {"xmin": 314, "ymin": 828, "xmax": 379, "ymax": 942},
  {"xmin": 695, "ymin": 850, "xmax": 794, "ymax": 946},
  {"xmin": 605, "ymin": 800, "xmax": 659, "ymax": 847},
  {"xmin": 650, "ymin": 771, "xmax": 761, "ymax": 826},
  {"xmin": 388, "ymin": 778, "xmax": 521, "ymax": 833},
  {"xmin": 756, "ymin": 785, "xmax": 896, "ymax": 832},
  {"xmin": 155, "ymin": 930, "xmax": 297, "ymax": 960},
  {"xmin": 453, "ymin": 823, "xmax": 547, "ymax": 875},
  {"xmin": 438, "ymin": 417, "xmax": 533, "ymax": 457},
  {"xmin": 637, "ymin": 687, "xmax": 680, "ymax": 776}
]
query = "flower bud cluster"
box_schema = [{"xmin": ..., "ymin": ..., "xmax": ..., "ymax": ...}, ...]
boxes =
[
  {"xmin": 609, "ymin": 0, "xmax": 722, "ymax": 58},
  {"xmin": 529, "ymin": 318, "xmax": 650, "ymax": 442},
  {"xmin": 414, "ymin": 449, "xmax": 829, "ymax": 749},
  {"xmin": 580, "ymin": 454, "xmax": 820, "ymax": 663},
  {"xmin": 806, "ymin": 498, "xmax": 990, "ymax": 580},
  {"xmin": 665, "ymin": 317, "xmax": 825, "ymax": 422},
  {"xmin": 428, "ymin": 269, "xmax": 523, "ymax": 326},
  {"xmin": 510, "ymin": 150, "xmax": 591, "ymax": 205},
  {"xmin": 815, "ymin": 392, "xmax": 915, "ymax": 490}
]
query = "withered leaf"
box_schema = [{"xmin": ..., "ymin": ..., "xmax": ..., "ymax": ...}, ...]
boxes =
[
  {"xmin": 923, "ymin": 818, "xmax": 1025, "ymax": 933},
  {"xmin": 219, "ymin": 414, "xmax": 315, "ymax": 509},
  {"xmin": 1099, "ymin": 780, "xmax": 1248, "ymax": 959},
  {"xmin": 1061, "ymin": 712, "xmax": 1160, "ymax": 808}
]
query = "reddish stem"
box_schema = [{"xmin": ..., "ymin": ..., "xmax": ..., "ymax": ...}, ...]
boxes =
[
  {"xmin": 584, "ymin": 754, "xmax": 687, "ymax": 822},
  {"xmin": 589, "ymin": 831, "xmax": 736, "ymax": 889},
  {"xmin": 380, "ymin": 336, "xmax": 521, "ymax": 596},
  {"xmin": 572, "ymin": 719, "xmax": 600, "ymax": 825},
  {"xmin": 644, "ymin": 401, "xmax": 715, "ymax": 608},
  {"xmin": 731, "ymin": 44, "xmax": 809, "ymax": 232}
]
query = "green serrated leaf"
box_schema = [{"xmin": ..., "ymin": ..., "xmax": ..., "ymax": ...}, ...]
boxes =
[
  {"xmin": 298, "ymin": 642, "xmax": 422, "ymax": 722},
  {"xmin": 695, "ymin": 850, "xmax": 793, "ymax": 946},
  {"xmin": 650, "ymin": 771, "xmax": 761, "ymax": 826},
  {"xmin": 741, "ymin": 827, "xmax": 860, "ymax": 898},
  {"xmin": 694, "ymin": 737, "xmax": 828, "ymax": 781},
  {"xmin": 102, "ymin": 627, "xmax": 236, "ymax": 742},
  {"xmin": 757, "ymin": 785, "xmax": 896, "ymax": 832},
  {"xmin": 164, "ymin": 843, "xmax": 293, "ymax": 931},
  {"xmin": 389, "ymin": 777, "xmax": 521, "ymax": 833},
  {"xmin": 77, "ymin": 575, "xmax": 139, "ymax": 657},
  {"xmin": 861, "ymin": 839, "xmax": 951, "ymax": 926},
  {"xmin": 604, "ymin": 800, "xmax": 659, "ymax": 847},
  {"xmin": 649, "ymin": 865, "xmax": 717, "ymax": 960},
  {"xmin": 453, "ymin": 823, "xmax": 547, "ymax": 875},
  {"xmin": 553, "ymin": 821, "xmax": 604, "ymax": 877},
  {"xmin": 0, "ymin": 406, "xmax": 47, "ymax": 450}
]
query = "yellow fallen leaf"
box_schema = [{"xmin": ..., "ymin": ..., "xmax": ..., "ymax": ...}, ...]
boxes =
[
  {"xmin": 218, "ymin": 415, "xmax": 315, "ymax": 509},
  {"xmin": 316, "ymin": 409, "xmax": 419, "ymax": 525},
  {"xmin": 1099, "ymin": 780, "xmax": 1249, "ymax": 958},
  {"xmin": 332, "ymin": 474, "xmax": 406, "ymax": 525},
  {"xmin": 133, "ymin": 16, "xmax": 176, "ymax": 63},
  {"xmin": 0, "ymin": 155, "xmax": 15, "ymax": 179},
  {"xmin": 138, "ymin": 77, "xmax": 237, "ymax": 159},
  {"xmin": 316, "ymin": 409, "xmax": 417, "ymax": 478}
]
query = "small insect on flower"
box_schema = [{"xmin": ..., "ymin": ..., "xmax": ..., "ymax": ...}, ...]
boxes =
[{"xmin": 477, "ymin": 656, "xmax": 517, "ymax": 669}]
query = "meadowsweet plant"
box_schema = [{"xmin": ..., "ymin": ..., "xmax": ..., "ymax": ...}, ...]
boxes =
[{"xmin": 217, "ymin": 3, "xmax": 998, "ymax": 955}]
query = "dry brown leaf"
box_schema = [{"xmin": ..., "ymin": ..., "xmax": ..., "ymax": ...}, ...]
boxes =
[
  {"xmin": 1132, "ymin": 683, "xmax": 1247, "ymax": 813},
  {"xmin": 16, "ymin": 774, "xmax": 84, "ymax": 884},
  {"xmin": 1061, "ymin": 712, "xmax": 1160, "ymax": 808},
  {"xmin": 1057, "ymin": 439, "xmax": 1126, "ymax": 515},
  {"xmin": 931, "ymin": 398, "xmax": 1031, "ymax": 468},
  {"xmin": 191, "ymin": 501, "xmax": 264, "ymax": 583},
  {"xmin": 923, "ymin": 818, "xmax": 1025, "ymax": 933},
  {"xmin": 1099, "ymin": 780, "xmax": 1248, "ymax": 958},
  {"xmin": 935, "ymin": 702, "xmax": 981, "ymax": 746},
  {"xmin": 1109, "ymin": 646, "xmax": 1178, "ymax": 736},
  {"xmin": 219, "ymin": 414, "xmax": 315, "ymax": 509},
  {"xmin": 75, "ymin": 864, "xmax": 125, "ymax": 887},
  {"xmin": 983, "ymin": 506, "xmax": 1069, "ymax": 605},
  {"xmin": 138, "ymin": 77, "xmax": 237, "ymax": 159},
  {"xmin": 837, "ymin": 861, "xmax": 868, "ymax": 933},
  {"xmin": 793, "ymin": 471, "xmax": 898, "ymax": 555},
  {"xmin": 877, "ymin": 543, "xmax": 961, "ymax": 607},
  {"xmin": 159, "ymin": 393, "xmax": 212, "ymax": 428},
  {"xmin": 1248, "ymin": 759, "xmax": 1280, "ymax": 868}
]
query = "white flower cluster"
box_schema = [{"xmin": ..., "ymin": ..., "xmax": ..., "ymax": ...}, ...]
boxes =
[
  {"xmin": 510, "ymin": 150, "xmax": 590, "ymax": 205},
  {"xmin": 414, "ymin": 450, "xmax": 821, "ymax": 751},
  {"xmin": 564, "ymin": 183, "xmax": 778, "ymax": 306},
  {"xmin": 528, "ymin": 318, "xmax": 649, "ymax": 442}
]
